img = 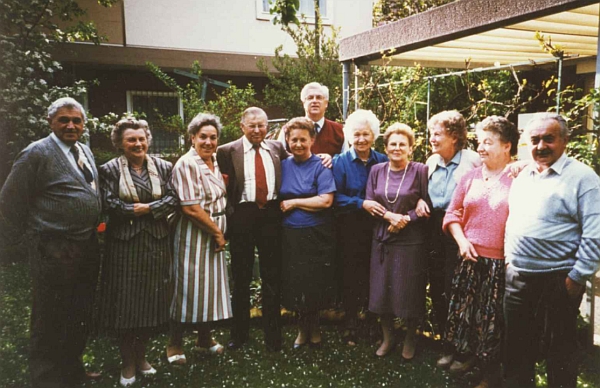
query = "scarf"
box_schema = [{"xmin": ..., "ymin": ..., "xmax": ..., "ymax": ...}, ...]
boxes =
[{"xmin": 118, "ymin": 154, "xmax": 162, "ymax": 202}]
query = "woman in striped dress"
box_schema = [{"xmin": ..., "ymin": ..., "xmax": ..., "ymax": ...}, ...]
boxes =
[
  {"xmin": 167, "ymin": 113, "xmax": 232, "ymax": 364},
  {"xmin": 98, "ymin": 118, "xmax": 177, "ymax": 387}
]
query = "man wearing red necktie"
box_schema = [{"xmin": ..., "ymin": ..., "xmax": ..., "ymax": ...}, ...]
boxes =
[{"xmin": 216, "ymin": 107, "xmax": 289, "ymax": 352}]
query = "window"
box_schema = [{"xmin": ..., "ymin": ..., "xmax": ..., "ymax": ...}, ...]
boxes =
[
  {"xmin": 126, "ymin": 91, "xmax": 184, "ymax": 154},
  {"xmin": 256, "ymin": 0, "xmax": 331, "ymax": 24}
]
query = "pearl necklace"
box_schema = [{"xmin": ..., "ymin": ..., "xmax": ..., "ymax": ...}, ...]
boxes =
[{"xmin": 385, "ymin": 162, "xmax": 409, "ymax": 204}]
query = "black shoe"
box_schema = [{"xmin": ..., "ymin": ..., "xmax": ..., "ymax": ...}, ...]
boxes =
[
  {"xmin": 227, "ymin": 339, "xmax": 246, "ymax": 350},
  {"xmin": 309, "ymin": 341, "xmax": 322, "ymax": 349},
  {"xmin": 266, "ymin": 341, "xmax": 282, "ymax": 352}
]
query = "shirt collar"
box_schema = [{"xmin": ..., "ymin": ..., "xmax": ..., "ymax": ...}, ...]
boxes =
[
  {"xmin": 242, "ymin": 135, "xmax": 266, "ymax": 153},
  {"xmin": 350, "ymin": 147, "xmax": 374, "ymax": 163},
  {"xmin": 50, "ymin": 132, "xmax": 73, "ymax": 157},
  {"xmin": 530, "ymin": 152, "xmax": 568, "ymax": 176},
  {"xmin": 437, "ymin": 149, "xmax": 462, "ymax": 168},
  {"xmin": 308, "ymin": 117, "xmax": 326, "ymax": 133}
]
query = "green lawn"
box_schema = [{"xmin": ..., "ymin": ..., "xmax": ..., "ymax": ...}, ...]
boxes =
[{"xmin": 1, "ymin": 262, "xmax": 600, "ymax": 388}]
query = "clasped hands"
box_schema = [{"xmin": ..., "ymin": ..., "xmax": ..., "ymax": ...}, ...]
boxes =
[{"xmin": 363, "ymin": 200, "xmax": 409, "ymax": 234}]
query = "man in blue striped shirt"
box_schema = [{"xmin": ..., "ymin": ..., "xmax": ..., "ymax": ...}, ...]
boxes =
[{"xmin": 503, "ymin": 112, "xmax": 600, "ymax": 388}]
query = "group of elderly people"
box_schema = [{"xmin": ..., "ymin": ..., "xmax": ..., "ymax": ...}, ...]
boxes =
[{"xmin": 2, "ymin": 88, "xmax": 599, "ymax": 388}]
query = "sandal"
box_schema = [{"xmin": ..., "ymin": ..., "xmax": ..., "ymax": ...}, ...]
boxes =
[
  {"xmin": 166, "ymin": 345, "xmax": 187, "ymax": 365},
  {"xmin": 167, "ymin": 353, "xmax": 186, "ymax": 365},
  {"xmin": 194, "ymin": 342, "xmax": 225, "ymax": 355}
]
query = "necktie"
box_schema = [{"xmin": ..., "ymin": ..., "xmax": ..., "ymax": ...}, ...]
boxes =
[
  {"xmin": 314, "ymin": 122, "xmax": 320, "ymax": 134},
  {"xmin": 70, "ymin": 145, "xmax": 94, "ymax": 184},
  {"xmin": 254, "ymin": 145, "xmax": 268, "ymax": 208}
]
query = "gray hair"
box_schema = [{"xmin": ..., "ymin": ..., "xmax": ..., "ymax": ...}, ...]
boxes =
[
  {"xmin": 300, "ymin": 82, "xmax": 329, "ymax": 102},
  {"xmin": 524, "ymin": 112, "xmax": 569, "ymax": 139},
  {"xmin": 111, "ymin": 117, "xmax": 152, "ymax": 150},
  {"xmin": 188, "ymin": 112, "xmax": 222, "ymax": 138},
  {"xmin": 344, "ymin": 109, "xmax": 380, "ymax": 140},
  {"xmin": 428, "ymin": 110, "xmax": 467, "ymax": 150},
  {"xmin": 47, "ymin": 97, "xmax": 87, "ymax": 121},
  {"xmin": 240, "ymin": 107, "xmax": 268, "ymax": 124}
]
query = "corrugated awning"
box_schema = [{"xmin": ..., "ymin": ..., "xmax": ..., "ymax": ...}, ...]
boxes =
[{"xmin": 339, "ymin": 0, "xmax": 599, "ymax": 69}]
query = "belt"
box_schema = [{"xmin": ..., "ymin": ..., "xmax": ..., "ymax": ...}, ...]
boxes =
[{"xmin": 210, "ymin": 210, "xmax": 226, "ymax": 217}]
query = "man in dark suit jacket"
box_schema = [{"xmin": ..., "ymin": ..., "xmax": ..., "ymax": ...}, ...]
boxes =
[
  {"xmin": 0, "ymin": 97, "xmax": 102, "ymax": 388},
  {"xmin": 216, "ymin": 107, "xmax": 288, "ymax": 352}
]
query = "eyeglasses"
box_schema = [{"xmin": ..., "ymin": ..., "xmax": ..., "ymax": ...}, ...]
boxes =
[{"xmin": 243, "ymin": 123, "xmax": 267, "ymax": 130}]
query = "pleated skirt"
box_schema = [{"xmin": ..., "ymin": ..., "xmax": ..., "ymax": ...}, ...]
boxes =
[
  {"xmin": 368, "ymin": 242, "xmax": 427, "ymax": 319},
  {"xmin": 445, "ymin": 256, "xmax": 505, "ymax": 363},
  {"xmin": 98, "ymin": 230, "xmax": 171, "ymax": 334},
  {"xmin": 281, "ymin": 223, "xmax": 337, "ymax": 313}
]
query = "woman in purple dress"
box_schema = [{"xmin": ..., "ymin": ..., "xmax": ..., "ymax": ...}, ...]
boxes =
[{"xmin": 366, "ymin": 123, "xmax": 430, "ymax": 360}]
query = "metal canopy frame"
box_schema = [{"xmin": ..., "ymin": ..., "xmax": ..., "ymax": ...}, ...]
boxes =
[{"xmin": 338, "ymin": 0, "xmax": 600, "ymax": 346}]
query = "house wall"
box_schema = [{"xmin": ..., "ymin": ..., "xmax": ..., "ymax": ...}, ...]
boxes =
[{"xmin": 122, "ymin": 0, "xmax": 373, "ymax": 56}]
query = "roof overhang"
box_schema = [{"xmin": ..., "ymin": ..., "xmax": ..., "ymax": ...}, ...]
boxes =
[{"xmin": 339, "ymin": 0, "xmax": 599, "ymax": 69}]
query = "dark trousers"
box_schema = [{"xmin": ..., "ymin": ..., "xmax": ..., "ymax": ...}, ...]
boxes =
[
  {"xmin": 29, "ymin": 234, "xmax": 100, "ymax": 388},
  {"xmin": 504, "ymin": 266, "xmax": 583, "ymax": 388},
  {"xmin": 229, "ymin": 202, "xmax": 282, "ymax": 348},
  {"xmin": 427, "ymin": 210, "xmax": 459, "ymax": 333},
  {"xmin": 336, "ymin": 211, "xmax": 373, "ymax": 328}
]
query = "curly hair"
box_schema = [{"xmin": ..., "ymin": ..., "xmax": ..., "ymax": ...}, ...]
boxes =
[
  {"xmin": 344, "ymin": 109, "xmax": 380, "ymax": 140},
  {"xmin": 187, "ymin": 113, "xmax": 222, "ymax": 138},
  {"xmin": 476, "ymin": 116, "xmax": 520, "ymax": 156},
  {"xmin": 428, "ymin": 110, "xmax": 467, "ymax": 150},
  {"xmin": 383, "ymin": 122, "xmax": 415, "ymax": 148},
  {"xmin": 284, "ymin": 117, "xmax": 316, "ymax": 138},
  {"xmin": 110, "ymin": 117, "xmax": 152, "ymax": 150}
]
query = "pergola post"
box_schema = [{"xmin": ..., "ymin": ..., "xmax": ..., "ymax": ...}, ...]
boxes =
[
  {"xmin": 589, "ymin": 9, "xmax": 600, "ymax": 348},
  {"xmin": 426, "ymin": 78, "xmax": 432, "ymax": 144},
  {"xmin": 342, "ymin": 61, "xmax": 351, "ymax": 120},
  {"xmin": 556, "ymin": 57, "xmax": 563, "ymax": 113},
  {"xmin": 354, "ymin": 64, "xmax": 359, "ymax": 111}
]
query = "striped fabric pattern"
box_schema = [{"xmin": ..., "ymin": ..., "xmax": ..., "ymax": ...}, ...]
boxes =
[
  {"xmin": 170, "ymin": 148, "xmax": 232, "ymax": 323},
  {"xmin": 98, "ymin": 157, "xmax": 176, "ymax": 332},
  {"xmin": 100, "ymin": 157, "xmax": 177, "ymax": 241}
]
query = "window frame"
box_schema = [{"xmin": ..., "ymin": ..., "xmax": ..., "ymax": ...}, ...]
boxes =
[
  {"xmin": 255, "ymin": 0, "xmax": 333, "ymax": 25},
  {"xmin": 125, "ymin": 90, "xmax": 185, "ymax": 153}
]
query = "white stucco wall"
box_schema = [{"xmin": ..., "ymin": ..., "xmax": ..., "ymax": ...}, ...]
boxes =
[{"xmin": 123, "ymin": 0, "xmax": 373, "ymax": 55}]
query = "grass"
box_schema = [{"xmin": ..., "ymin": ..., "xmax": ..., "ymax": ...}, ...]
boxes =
[{"xmin": 1, "ymin": 262, "xmax": 600, "ymax": 388}]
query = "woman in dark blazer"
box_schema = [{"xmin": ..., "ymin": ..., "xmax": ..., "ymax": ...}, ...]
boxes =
[{"xmin": 98, "ymin": 118, "xmax": 177, "ymax": 387}]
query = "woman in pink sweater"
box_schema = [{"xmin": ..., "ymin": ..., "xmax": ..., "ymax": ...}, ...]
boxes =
[{"xmin": 438, "ymin": 116, "xmax": 519, "ymax": 388}]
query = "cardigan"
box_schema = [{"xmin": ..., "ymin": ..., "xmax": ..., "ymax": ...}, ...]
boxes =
[
  {"xmin": 0, "ymin": 135, "xmax": 101, "ymax": 240},
  {"xmin": 442, "ymin": 167, "xmax": 512, "ymax": 259},
  {"xmin": 505, "ymin": 153, "xmax": 600, "ymax": 285}
]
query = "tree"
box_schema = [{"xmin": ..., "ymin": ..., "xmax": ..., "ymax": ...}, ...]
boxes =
[
  {"xmin": 373, "ymin": 0, "xmax": 456, "ymax": 26},
  {"xmin": 0, "ymin": 0, "xmax": 118, "ymax": 185},
  {"xmin": 147, "ymin": 61, "xmax": 258, "ymax": 149},
  {"xmin": 258, "ymin": 1, "xmax": 342, "ymax": 121}
]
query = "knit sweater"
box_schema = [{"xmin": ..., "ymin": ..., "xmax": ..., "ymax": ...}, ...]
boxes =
[
  {"xmin": 442, "ymin": 167, "xmax": 512, "ymax": 259},
  {"xmin": 505, "ymin": 154, "xmax": 600, "ymax": 284},
  {"xmin": 0, "ymin": 136, "xmax": 101, "ymax": 240}
]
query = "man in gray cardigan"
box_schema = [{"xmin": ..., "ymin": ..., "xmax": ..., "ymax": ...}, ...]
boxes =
[
  {"xmin": 0, "ymin": 97, "xmax": 102, "ymax": 388},
  {"xmin": 504, "ymin": 113, "xmax": 600, "ymax": 388}
]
